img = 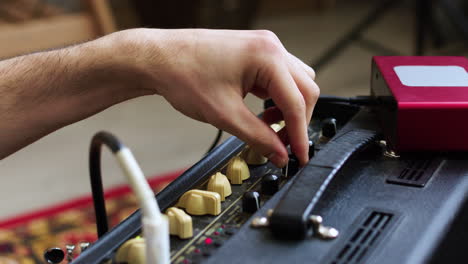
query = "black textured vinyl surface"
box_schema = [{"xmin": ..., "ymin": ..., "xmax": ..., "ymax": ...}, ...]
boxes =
[
  {"xmin": 270, "ymin": 129, "xmax": 378, "ymax": 239},
  {"xmin": 205, "ymin": 110, "xmax": 468, "ymax": 264}
]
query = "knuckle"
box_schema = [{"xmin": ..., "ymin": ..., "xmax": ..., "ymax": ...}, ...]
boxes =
[
  {"xmin": 310, "ymin": 67, "xmax": 317, "ymax": 80},
  {"xmin": 248, "ymin": 33, "xmax": 281, "ymax": 55},
  {"xmin": 302, "ymin": 91, "xmax": 315, "ymax": 106},
  {"xmin": 247, "ymin": 131, "xmax": 275, "ymax": 153},
  {"xmin": 249, "ymin": 132, "xmax": 267, "ymax": 146},
  {"xmin": 255, "ymin": 30, "xmax": 279, "ymax": 41},
  {"xmin": 297, "ymin": 97, "xmax": 307, "ymax": 111},
  {"xmin": 287, "ymin": 97, "xmax": 306, "ymax": 116},
  {"xmin": 304, "ymin": 82, "xmax": 320, "ymax": 103},
  {"xmin": 312, "ymin": 83, "xmax": 320, "ymax": 100}
]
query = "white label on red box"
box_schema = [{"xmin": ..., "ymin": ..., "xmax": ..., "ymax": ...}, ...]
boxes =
[{"xmin": 394, "ymin": 65, "xmax": 468, "ymax": 87}]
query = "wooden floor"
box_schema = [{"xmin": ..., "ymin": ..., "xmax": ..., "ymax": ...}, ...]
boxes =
[{"xmin": 0, "ymin": 2, "xmax": 436, "ymax": 218}]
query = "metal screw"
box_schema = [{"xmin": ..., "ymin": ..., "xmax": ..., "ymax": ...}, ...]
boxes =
[
  {"xmin": 266, "ymin": 209, "xmax": 274, "ymax": 217},
  {"xmin": 379, "ymin": 140, "xmax": 400, "ymax": 158},
  {"xmin": 65, "ymin": 244, "xmax": 75, "ymax": 263},
  {"xmin": 310, "ymin": 215, "xmax": 339, "ymax": 240},
  {"xmin": 251, "ymin": 217, "xmax": 269, "ymax": 228},
  {"xmin": 378, "ymin": 140, "xmax": 387, "ymax": 148},
  {"xmin": 80, "ymin": 242, "xmax": 90, "ymax": 253},
  {"xmin": 384, "ymin": 150, "xmax": 400, "ymax": 158}
]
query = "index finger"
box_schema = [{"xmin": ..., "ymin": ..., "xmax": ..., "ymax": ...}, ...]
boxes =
[{"xmin": 266, "ymin": 62, "xmax": 309, "ymax": 166}]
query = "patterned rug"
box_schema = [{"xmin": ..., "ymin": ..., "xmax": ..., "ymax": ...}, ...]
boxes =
[{"xmin": 0, "ymin": 170, "xmax": 183, "ymax": 264}]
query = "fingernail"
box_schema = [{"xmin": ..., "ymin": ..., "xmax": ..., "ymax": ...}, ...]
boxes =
[{"xmin": 267, "ymin": 153, "xmax": 288, "ymax": 168}]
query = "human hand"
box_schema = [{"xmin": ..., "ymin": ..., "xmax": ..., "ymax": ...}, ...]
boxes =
[{"xmin": 110, "ymin": 28, "xmax": 319, "ymax": 167}]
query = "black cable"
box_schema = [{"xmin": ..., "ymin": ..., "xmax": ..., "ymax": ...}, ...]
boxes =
[
  {"xmin": 89, "ymin": 131, "xmax": 125, "ymax": 238},
  {"xmin": 205, "ymin": 129, "xmax": 223, "ymax": 155},
  {"xmin": 264, "ymin": 95, "xmax": 379, "ymax": 110},
  {"xmin": 317, "ymin": 95, "xmax": 379, "ymax": 106}
]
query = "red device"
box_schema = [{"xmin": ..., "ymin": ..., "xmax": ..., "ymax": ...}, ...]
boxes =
[{"xmin": 371, "ymin": 56, "xmax": 468, "ymax": 152}]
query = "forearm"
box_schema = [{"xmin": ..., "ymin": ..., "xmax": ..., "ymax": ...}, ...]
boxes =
[
  {"xmin": 0, "ymin": 36, "xmax": 152, "ymax": 159},
  {"xmin": 0, "ymin": 28, "xmax": 317, "ymax": 166}
]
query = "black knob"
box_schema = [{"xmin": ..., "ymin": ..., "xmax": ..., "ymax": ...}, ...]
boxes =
[
  {"xmin": 44, "ymin": 248, "xmax": 65, "ymax": 264},
  {"xmin": 261, "ymin": 173, "xmax": 280, "ymax": 195},
  {"xmin": 264, "ymin": 99, "xmax": 275, "ymax": 109},
  {"xmin": 282, "ymin": 155, "xmax": 300, "ymax": 177},
  {"xmin": 242, "ymin": 191, "xmax": 261, "ymax": 213},
  {"xmin": 322, "ymin": 118, "xmax": 337, "ymax": 138},
  {"xmin": 308, "ymin": 140, "xmax": 315, "ymax": 159}
]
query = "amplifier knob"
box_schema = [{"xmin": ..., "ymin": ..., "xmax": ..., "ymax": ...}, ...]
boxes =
[
  {"xmin": 242, "ymin": 146, "xmax": 268, "ymax": 165},
  {"xmin": 261, "ymin": 173, "xmax": 280, "ymax": 195},
  {"xmin": 270, "ymin": 121, "xmax": 285, "ymax": 132},
  {"xmin": 322, "ymin": 118, "xmax": 337, "ymax": 138},
  {"xmin": 44, "ymin": 248, "xmax": 65, "ymax": 264},
  {"xmin": 226, "ymin": 156, "xmax": 250, "ymax": 184},
  {"xmin": 282, "ymin": 155, "xmax": 300, "ymax": 177},
  {"xmin": 115, "ymin": 237, "xmax": 146, "ymax": 264},
  {"xmin": 176, "ymin": 190, "xmax": 221, "ymax": 216},
  {"xmin": 166, "ymin": 207, "xmax": 193, "ymax": 239},
  {"xmin": 308, "ymin": 140, "xmax": 315, "ymax": 159},
  {"xmin": 207, "ymin": 172, "xmax": 232, "ymax": 201},
  {"xmin": 242, "ymin": 191, "xmax": 261, "ymax": 213}
]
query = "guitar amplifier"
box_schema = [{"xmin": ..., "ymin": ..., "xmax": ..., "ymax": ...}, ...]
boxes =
[{"xmin": 75, "ymin": 99, "xmax": 468, "ymax": 264}]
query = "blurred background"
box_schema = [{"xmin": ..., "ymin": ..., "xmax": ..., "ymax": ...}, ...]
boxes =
[{"xmin": 0, "ymin": 0, "xmax": 467, "ymax": 219}]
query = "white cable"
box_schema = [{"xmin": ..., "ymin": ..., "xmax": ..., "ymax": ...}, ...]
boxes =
[{"xmin": 116, "ymin": 147, "xmax": 170, "ymax": 264}]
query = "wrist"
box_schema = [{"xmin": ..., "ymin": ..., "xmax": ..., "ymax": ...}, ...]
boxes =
[
  {"xmin": 100, "ymin": 29, "xmax": 167, "ymax": 96},
  {"xmin": 105, "ymin": 28, "xmax": 196, "ymax": 97},
  {"xmin": 74, "ymin": 34, "xmax": 156, "ymax": 98}
]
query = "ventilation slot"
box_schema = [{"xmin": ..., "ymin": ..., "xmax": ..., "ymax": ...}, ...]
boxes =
[
  {"xmin": 386, "ymin": 158, "xmax": 442, "ymax": 187},
  {"xmin": 331, "ymin": 211, "xmax": 394, "ymax": 264}
]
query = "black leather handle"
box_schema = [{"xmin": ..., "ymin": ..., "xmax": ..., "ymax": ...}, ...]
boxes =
[{"xmin": 269, "ymin": 129, "xmax": 378, "ymax": 240}]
